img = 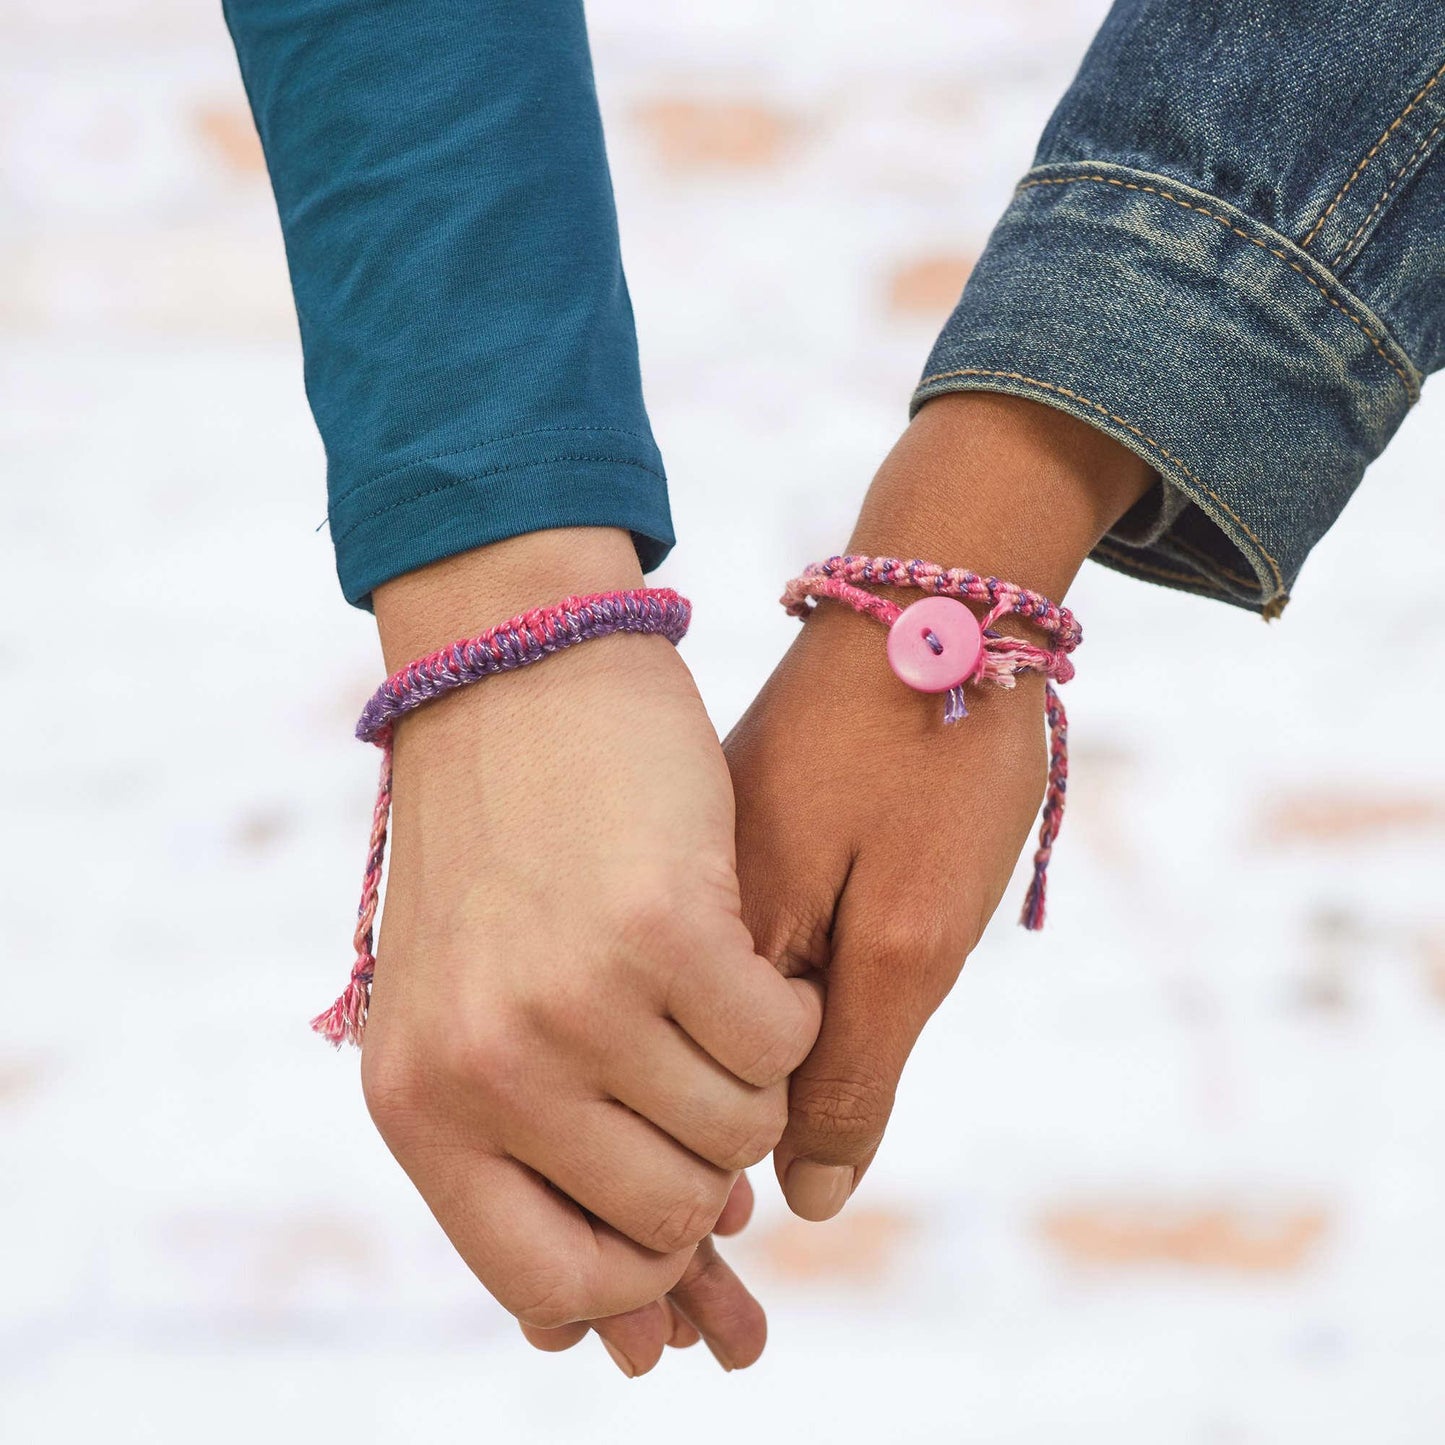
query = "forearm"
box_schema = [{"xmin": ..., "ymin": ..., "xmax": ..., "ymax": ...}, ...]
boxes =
[
  {"xmin": 373, "ymin": 526, "xmax": 647, "ymax": 671},
  {"xmin": 848, "ymin": 392, "xmax": 1153, "ymax": 603}
]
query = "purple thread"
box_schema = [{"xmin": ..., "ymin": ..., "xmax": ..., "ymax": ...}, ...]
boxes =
[{"xmin": 355, "ymin": 590, "xmax": 691, "ymax": 744}]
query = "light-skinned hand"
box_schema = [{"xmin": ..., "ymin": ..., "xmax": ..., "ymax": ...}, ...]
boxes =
[{"xmin": 358, "ymin": 527, "xmax": 821, "ymax": 1374}]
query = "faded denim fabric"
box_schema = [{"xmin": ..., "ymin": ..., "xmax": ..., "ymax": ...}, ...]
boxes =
[
  {"xmin": 917, "ymin": 0, "xmax": 1444, "ymax": 615},
  {"xmin": 224, "ymin": 0, "xmax": 672, "ymax": 607}
]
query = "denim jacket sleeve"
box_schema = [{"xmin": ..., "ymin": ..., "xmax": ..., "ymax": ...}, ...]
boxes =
[
  {"xmin": 915, "ymin": 1, "xmax": 1443, "ymax": 616},
  {"xmin": 222, "ymin": 0, "xmax": 673, "ymax": 607}
]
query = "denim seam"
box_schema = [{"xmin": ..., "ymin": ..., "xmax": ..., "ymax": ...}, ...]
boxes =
[
  {"xmin": 1330, "ymin": 113, "xmax": 1445, "ymax": 270},
  {"xmin": 331, "ymin": 453, "xmax": 668, "ymax": 547},
  {"xmin": 332, "ymin": 425, "xmax": 660, "ymax": 507},
  {"xmin": 1169, "ymin": 533, "xmax": 1264, "ymax": 590},
  {"xmin": 913, "ymin": 366, "xmax": 1286, "ymax": 598},
  {"xmin": 1092, "ymin": 541, "xmax": 1227, "ymax": 591},
  {"xmin": 1300, "ymin": 56, "xmax": 1445, "ymax": 250},
  {"xmin": 1016, "ymin": 174, "xmax": 1419, "ymax": 399},
  {"xmin": 1092, "ymin": 542, "xmax": 1271, "ymax": 611}
]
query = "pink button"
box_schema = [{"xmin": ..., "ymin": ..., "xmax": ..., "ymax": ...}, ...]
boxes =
[{"xmin": 886, "ymin": 596, "xmax": 983, "ymax": 693}]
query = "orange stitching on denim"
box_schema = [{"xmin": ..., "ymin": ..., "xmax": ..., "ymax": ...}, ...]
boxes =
[
  {"xmin": 1016, "ymin": 174, "xmax": 1418, "ymax": 398},
  {"xmin": 1330, "ymin": 113, "xmax": 1445, "ymax": 269},
  {"xmin": 1171, "ymin": 533, "xmax": 1262, "ymax": 590},
  {"xmin": 914, "ymin": 366, "xmax": 1287, "ymax": 596},
  {"xmin": 1093, "ymin": 542, "xmax": 1291, "ymax": 617},
  {"xmin": 1092, "ymin": 543, "xmax": 1225, "ymax": 589},
  {"xmin": 1301, "ymin": 57, "xmax": 1445, "ymax": 250}
]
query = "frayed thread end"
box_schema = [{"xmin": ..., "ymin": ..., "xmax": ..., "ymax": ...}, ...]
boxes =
[
  {"xmin": 1020, "ymin": 864, "xmax": 1047, "ymax": 931},
  {"xmin": 943, "ymin": 684, "xmax": 968, "ymax": 724},
  {"xmin": 1018, "ymin": 681, "xmax": 1066, "ymax": 932},
  {"xmin": 311, "ymin": 964, "xmax": 372, "ymax": 1048}
]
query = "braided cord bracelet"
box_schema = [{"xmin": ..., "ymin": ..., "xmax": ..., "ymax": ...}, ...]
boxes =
[
  {"xmin": 313, "ymin": 587, "xmax": 692, "ymax": 1048},
  {"xmin": 782, "ymin": 556, "xmax": 1082, "ymax": 930}
]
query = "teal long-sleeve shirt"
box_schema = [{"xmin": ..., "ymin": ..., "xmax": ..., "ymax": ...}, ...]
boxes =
[{"xmin": 224, "ymin": 0, "xmax": 672, "ymax": 607}]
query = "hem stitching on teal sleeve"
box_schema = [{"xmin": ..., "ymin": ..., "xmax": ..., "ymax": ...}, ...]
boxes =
[
  {"xmin": 330, "ymin": 452, "xmax": 668, "ymax": 547},
  {"xmin": 334, "ymin": 424, "xmax": 664, "ymax": 504},
  {"xmin": 1016, "ymin": 171, "xmax": 1421, "ymax": 400}
]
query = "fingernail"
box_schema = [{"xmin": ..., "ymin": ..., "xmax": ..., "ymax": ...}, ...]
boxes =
[
  {"xmin": 602, "ymin": 1341, "xmax": 637, "ymax": 1379},
  {"xmin": 705, "ymin": 1341, "xmax": 736, "ymax": 1373},
  {"xmin": 784, "ymin": 1161, "xmax": 855, "ymax": 1221}
]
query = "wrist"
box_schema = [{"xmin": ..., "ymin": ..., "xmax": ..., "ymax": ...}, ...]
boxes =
[
  {"xmin": 848, "ymin": 392, "xmax": 1153, "ymax": 600},
  {"xmin": 372, "ymin": 533, "xmax": 698, "ymax": 811},
  {"xmin": 373, "ymin": 526, "xmax": 648, "ymax": 672}
]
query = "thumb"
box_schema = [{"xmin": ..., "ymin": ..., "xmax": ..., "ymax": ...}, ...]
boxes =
[{"xmin": 773, "ymin": 856, "xmax": 970, "ymax": 1222}]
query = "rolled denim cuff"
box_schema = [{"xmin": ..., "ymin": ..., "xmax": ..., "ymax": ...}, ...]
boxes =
[{"xmin": 912, "ymin": 162, "xmax": 1422, "ymax": 616}]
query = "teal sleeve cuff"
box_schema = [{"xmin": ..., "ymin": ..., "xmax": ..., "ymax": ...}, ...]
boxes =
[{"xmin": 328, "ymin": 427, "xmax": 673, "ymax": 607}]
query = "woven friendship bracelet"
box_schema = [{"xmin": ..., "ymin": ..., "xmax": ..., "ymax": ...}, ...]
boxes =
[
  {"xmin": 313, "ymin": 587, "xmax": 692, "ymax": 1047},
  {"xmin": 782, "ymin": 555, "xmax": 1081, "ymax": 930}
]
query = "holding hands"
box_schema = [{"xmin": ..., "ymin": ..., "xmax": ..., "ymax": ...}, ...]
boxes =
[{"xmin": 350, "ymin": 395, "xmax": 1151, "ymax": 1375}]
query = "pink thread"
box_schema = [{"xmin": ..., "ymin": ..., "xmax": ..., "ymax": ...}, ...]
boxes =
[
  {"xmin": 782, "ymin": 555, "xmax": 1081, "ymax": 930},
  {"xmin": 312, "ymin": 588, "xmax": 692, "ymax": 1048},
  {"xmin": 309, "ymin": 745, "xmax": 392, "ymax": 1048}
]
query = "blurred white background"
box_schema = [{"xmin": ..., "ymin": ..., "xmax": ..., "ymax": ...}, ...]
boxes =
[{"xmin": 3, "ymin": 0, "xmax": 1444, "ymax": 1440}]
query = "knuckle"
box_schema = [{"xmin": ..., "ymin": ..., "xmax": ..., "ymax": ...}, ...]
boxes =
[
  {"xmin": 359, "ymin": 1045, "xmax": 426, "ymax": 1135},
  {"xmin": 737, "ymin": 1012, "xmax": 815, "ymax": 1087},
  {"xmin": 644, "ymin": 1184, "xmax": 726, "ymax": 1254},
  {"xmin": 362, "ymin": 1023, "xmax": 526, "ymax": 1148},
  {"xmin": 588, "ymin": 882, "xmax": 698, "ymax": 1005},
  {"xmin": 501, "ymin": 1263, "xmax": 586, "ymax": 1330},
  {"xmin": 871, "ymin": 916, "xmax": 969, "ymax": 984},
  {"xmin": 792, "ymin": 1062, "xmax": 895, "ymax": 1155},
  {"xmin": 526, "ymin": 966, "xmax": 601, "ymax": 1049},
  {"xmin": 609, "ymin": 885, "xmax": 689, "ymax": 962},
  {"xmin": 868, "ymin": 922, "xmax": 936, "ymax": 975},
  {"xmin": 713, "ymin": 1092, "xmax": 790, "ymax": 1171},
  {"xmin": 443, "ymin": 1019, "xmax": 529, "ymax": 1097}
]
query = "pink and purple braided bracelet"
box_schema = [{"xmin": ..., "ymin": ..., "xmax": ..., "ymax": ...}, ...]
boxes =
[
  {"xmin": 313, "ymin": 587, "xmax": 692, "ymax": 1048},
  {"xmin": 316, "ymin": 561, "xmax": 1076, "ymax": 1047},
  {"xmin": 783, "ymin": 555, "xmax": 1081, "ymax": 930}
]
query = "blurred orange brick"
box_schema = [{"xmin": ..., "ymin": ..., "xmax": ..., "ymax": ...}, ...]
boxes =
[
  {"xmin": 252, "ymin": 1214, "xmax": 379, "ymax": 1296},
  {"xmin": 632, "ymin": 99, "xmax": 793, "ymax": 169},
  {"xmin": 1417, "ymin": 930, "xmax": 1445, "ymax": 1005},
  {"xmin": 887, "ymin": 254, "xmax": 975, "ymax": 316},
  {"xmin": 1038, "ymin": 1203, "xmax": 1329, "ymax": 1273},
  {"xmin": 1257, "ymin": 792, "xmax": 1445, "ymax": 844},
  {"xmin": 232, "ymin": 807, "xmax": 293, "ymax": 854},
  {"xmin": 194, "ymin": 102, "xmax": 266, "ymax": 174},
  {"xmin": 0, "ymin": 1057, "xmax": 45, "ymax": 1107},
  {"xmin": 166, "ymin": 1209, "xmax": 379, "ymax": 1302},
  {"xmin": 751, "ymin": 1206, "xmax": 916, "ymax": 1284}
]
